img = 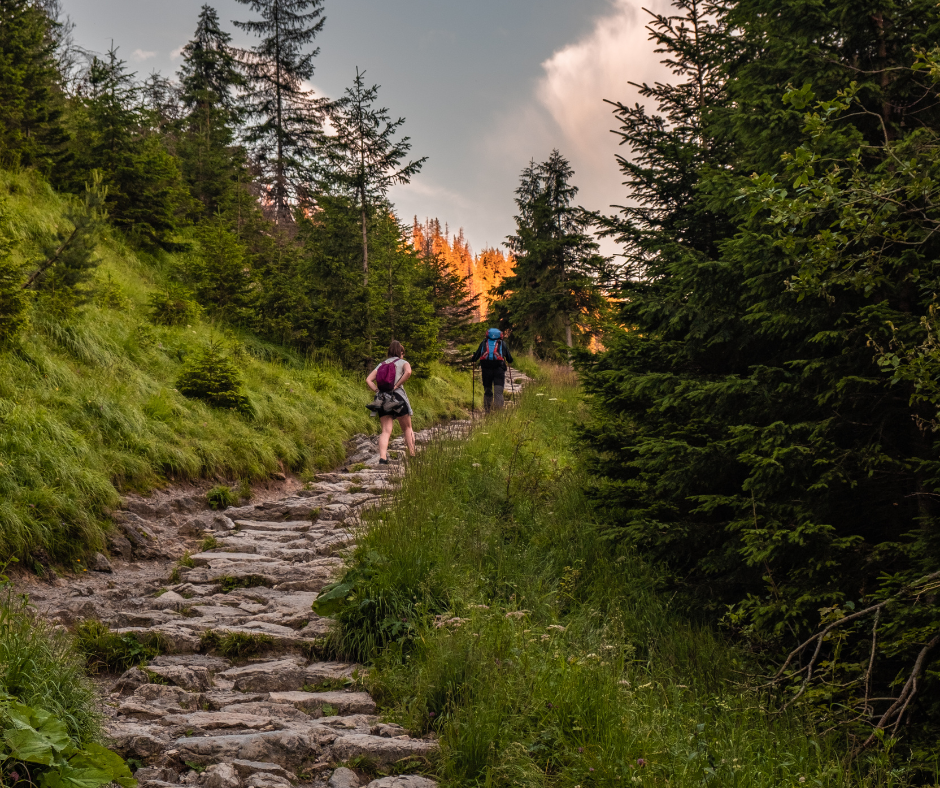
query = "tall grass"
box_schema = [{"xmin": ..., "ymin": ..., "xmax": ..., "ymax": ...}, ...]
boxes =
[
  {"xmin": 0, "ymin": 169, "xmax": 473, "ymax": 559},
  {"xmin": 0, "ymin": 589, "xmax": 100, "ymax": 743},
  {"xmin": 325, "ymin": 365, "xmax": 910, "ymax": 787}
]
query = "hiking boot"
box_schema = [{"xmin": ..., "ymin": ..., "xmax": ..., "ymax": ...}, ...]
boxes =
[{"xmin": 379, "ymin": 458, "xmax": 390, "ymax": 466}]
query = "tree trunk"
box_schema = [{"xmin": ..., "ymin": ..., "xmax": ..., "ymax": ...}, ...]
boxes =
[
  {"xmin": 361, "ymin": 204, "xmax": 369, "ymax": 287},
  {"xmin": 564, "ymin": 317, "xmax": 573, "ymax": 349}
]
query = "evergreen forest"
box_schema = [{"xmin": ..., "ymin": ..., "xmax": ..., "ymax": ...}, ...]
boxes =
[{"xmin": 1, "ymin": 0, "xmax": 940, "ymax": 784}]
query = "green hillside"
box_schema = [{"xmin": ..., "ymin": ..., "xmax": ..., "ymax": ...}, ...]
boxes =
[{"xmin": 0, "ymin": 168, "xmax": 471, "ymax": 561}]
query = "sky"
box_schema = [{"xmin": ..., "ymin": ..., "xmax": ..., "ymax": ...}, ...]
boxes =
[{"xmin": 60, "ymin": 0, "xmax": 673, "ymax": 254}]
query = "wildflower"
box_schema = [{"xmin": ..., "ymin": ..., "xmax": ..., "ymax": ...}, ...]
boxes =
[
  {"xmin": 429, "ymin": 711, "xmax": 436, "ymax": 717},
  {"xmin": 589, "ymin": 768, "xmax": 594, "ymax": 772},
  {"xmin": 637, "ymin": 758, "xmax": 646, "ymax": 767},
  {"xmin": 546, "ymin": 702, "xmax": 553, "ymax": 709},
  {"xmin": 547, "ymin": 624, "xmax": 566, "ymax": 632},
  {"xmin": 536, "ymin": 393, "xmax": 545, "ymax": 397},
  {"xmin": 549, "ymin": 398, "xmax": 558, "ymax": 401},
  {"xmin": 799, "ymin": 779, "xmax": 806, "ymax": 784},
  {"xmin": 578, "ymin": 747, "xmax": 583, "ymax": 753},
  {"xmin": 505, "ymin": 610, "xmax": 529, "ymax": 619}
]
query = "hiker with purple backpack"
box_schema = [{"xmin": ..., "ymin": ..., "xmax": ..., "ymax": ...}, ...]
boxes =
[
  {"xmin": 470, "ymin": 328, "xmax": 514, "ymax": 412},
  {"xmin": 365, "ymin": 340, "xmax": 416, "ymax": 465}
]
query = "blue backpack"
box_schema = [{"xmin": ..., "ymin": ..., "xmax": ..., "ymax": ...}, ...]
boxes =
[{"xmin": 483, "ymin": 328, "xmax": 505, "ymax": 361}]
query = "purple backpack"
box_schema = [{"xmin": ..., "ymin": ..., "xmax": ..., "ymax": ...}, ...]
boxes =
[{"xmin": 376, "ymin": 358, "xmax": 398, "ymax": 392}]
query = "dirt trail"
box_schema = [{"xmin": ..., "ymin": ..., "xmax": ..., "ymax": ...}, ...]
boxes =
[{"xmin": 19, "ymin": 369, "xmax": 532, "ymax": 788}]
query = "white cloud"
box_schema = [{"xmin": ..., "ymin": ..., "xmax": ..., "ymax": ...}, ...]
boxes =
[
  {"xmin": 132, "ymin": 48, "xmax": 156, "ymax": 62},
  {"xmin": 537, "ymin": 0, "xmax": 672, "ymax": 170},
  {"xmin": 170, "ymin": 45, "xmax": 185, "ymax": 61}
]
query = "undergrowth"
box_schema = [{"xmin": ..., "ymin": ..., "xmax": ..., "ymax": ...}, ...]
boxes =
[
  {"xmin": 0, "ymin": 169, "xmax": 473, "ymax": 561},
  {"xmin": 199, "ymin": 630, "xmax": 273, "ymax": 658},
  {"xmin": 320, "ymin": 366, "xmax": 914, "ymax": 788}
]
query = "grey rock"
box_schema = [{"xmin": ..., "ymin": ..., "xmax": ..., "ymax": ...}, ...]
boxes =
[
  {"xmin": 304, "ymin": 662, "xmax": 358, "ymax": 686},
  {"xmin": 201, "ymin": 763, "xmax": 241, "ymax": 788},
  {"xmin": 134, "ymin": 767, "xmax": 180, "ymax": 785},
  {"xmin": 221, "ymin": 702, "xmax": 310, "ymax": 722},
  {"xmin": 91, "ymin": 551, "xmax": 114, "ymax": 572},
  {"xmin": 328, "ymin": 769, "xmax": 359, "ymax": 788},
  {"xmin": 244, "ymin": 776, "xmax": 291, "ymax": 788},
  {"xmin": 151, "ymin": 654, "xmax": 232, "ymax": 672},
  {"xmin": 151, "ymin": 591, "xmax": 189, "ymax": 611},
  {"xmin": 163, "ymin": 711, "xmax": 279, "ymax": 731},
  {"xmin": 49, "ymin": 598, "xmax": 100, "ymax": 623},
  {"xmin": 107, "ymin": 531, "xmax": 134, "ymax": 561},
  {"xmin": 145, "ymin": 664, "xmax": 212, "ymax": 691},
  {"xmin": 174, "ymin": 727, "xmax": 336, "ymax": 770},
  {"xmin": 230, "ymin": 761, "xmax": 296, "ymax": 781},
  {"xmin": 111, "ymin": 667, "xmax": 150, "ymax": 695},
  {"xmin": 330, "ymin": 735, "xmax": 438, "ymax": 767},
  {"xmin": 365, "ymin": 778, "xmax": 438, "ymax": 788},
  {"xmin": 219, "ymin": 660, "xmax": 306, "ymax": 693},
  {"xmin": 267, "ymin": 691, "xmax": 375, "ymax": 717},
  {"xmin": 371, "ymin": 723, "xmax": 407, "ymax": 738},
  {"xmin": 107, "ymin": 721, "xmax": 171, "ymax": 760}
]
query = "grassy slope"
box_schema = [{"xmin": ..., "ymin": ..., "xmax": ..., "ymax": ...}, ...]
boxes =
[
  {"xmin": 326, "ymin": 366, "xmax": 905, "ymax": 788},
  {"xmin": 0, "ymin": 169, "xmax": 472, "ymax": 559}
]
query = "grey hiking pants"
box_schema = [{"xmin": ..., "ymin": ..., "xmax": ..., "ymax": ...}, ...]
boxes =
[{"xmin": 482, "ymin": 367, "xmax": 505, "ymax": 412}]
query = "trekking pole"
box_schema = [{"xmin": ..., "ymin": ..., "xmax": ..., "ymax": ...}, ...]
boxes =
[
  {"xmin": 471, "ymin": 362, "xmax": 475, "ymax": 420},
  {"xmin": 509, "ymin": 364, "xmax": 515, "ymax": 404}
]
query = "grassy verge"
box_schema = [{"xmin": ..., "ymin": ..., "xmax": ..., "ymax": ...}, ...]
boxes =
[
  {"xmin": 0, "ymin": 169, "xmax": 472, "ymax": 559},
  {"xmin": 320, "ymin": 366, "xmax": 907, "ymax": 788}
]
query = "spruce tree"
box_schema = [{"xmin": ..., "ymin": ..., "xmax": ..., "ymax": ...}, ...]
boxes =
[
  {"xmin": 178, "ymin": 5, "xmax": 246, "ymax": 217},
  {"xmin": 578, "ymin": 0, "xmax": 940, "ymax": 757},
  {"xmin": 0, "ymin": 0, "xmax": 67, "ymax": 173},
  {"xmin": 324, "ymin": 68, "xmax": 426, "ymax": 286},
  {"xmin": 234, "ymin": 0, "xmax": 326, "ymax": 224},
  {"xmin": 492, "ymin": 150, "xmax": 609, "ymax": 359}
]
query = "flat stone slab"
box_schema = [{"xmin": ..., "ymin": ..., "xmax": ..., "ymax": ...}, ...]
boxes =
[
  {"xmin": 329, "ymin": 734, "xmax": 438, "ymax": 766},
  {"xmin": 173, "ymin": 727, "xmax": 336, "ymax": 770},
  {"xmin": 191, "ymin": 552, "xmax": 281, "ymax": 567},
  {"xmin": 219, "ymin": 660, "xmax": 306, "ymax": 693},
  {"xmin": 267, "ymin": 691, "xmax": 376, "ymax": 716}
]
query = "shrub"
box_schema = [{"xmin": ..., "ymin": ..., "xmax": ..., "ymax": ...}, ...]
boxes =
[
  {"xmin": 73, "ymin": 620, "xmax": 166, "ymax": 674},
  {"xmin": 206, "ymin": 485, "xmax": 237, "ymax": 510},
  {"xmin": 148, "ymin": 286, "xmax": 202, "ymax": 326},
  {"xmin": 176, "ymin": 342, "xmax": 252, "ymax": 413}
]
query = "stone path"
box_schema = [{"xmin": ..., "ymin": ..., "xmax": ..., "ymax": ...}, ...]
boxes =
[{"xmin": 24, "ymin": 369, "xmax": 532, "ymax": 788}]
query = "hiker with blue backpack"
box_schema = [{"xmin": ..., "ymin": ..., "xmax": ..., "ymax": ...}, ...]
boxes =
[
  {"xmin": 366, "ymin": 340, "xmax": 416, "ymax": 465},
  {"xmin": 470, "ymin": 328, "xmax": 514, "ymax": 412}
]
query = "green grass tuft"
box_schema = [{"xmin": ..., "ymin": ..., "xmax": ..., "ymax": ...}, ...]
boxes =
[
  {"xmin": 217, "ymin": 574, "xmax": 269, "ymax": 593},
  {"xmin": 205, "ymin": 485, "xmax": 237, "ymax": 510},
  {"xmin": 73, "ymin": 619, "xmax": 165, "ymax": 675},
  {"xmin": 199, "ymin": 630, "xmax": 274, "ymax": 658}
]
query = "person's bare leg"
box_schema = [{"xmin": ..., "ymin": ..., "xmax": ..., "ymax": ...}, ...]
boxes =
[
  {"xmin": 398, "ymin": 415, "xmax": 416, "ymax": 456},
  {"xmin": 378, "ymin": 416, "xmax": 394, "ymax": 460}
]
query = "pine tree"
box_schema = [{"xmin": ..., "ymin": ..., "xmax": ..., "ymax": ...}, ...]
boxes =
[
  {"xmin": 234, "ymin": 0, "xmax": 326, "ymax": 224},
  {"xmin": 492, "ymin": 150, "xmax": 609, "ymax": 359},
  {"xmin": 0, "ymin": 0, "xmax": 67, "ymax": 173},
  {"xmin": 192, "ymin": 215, "xmax": 252, "ymax": 321},
  {"xmin": 324, "ymin": 68, "xmax": 426, "ymax": 286}
]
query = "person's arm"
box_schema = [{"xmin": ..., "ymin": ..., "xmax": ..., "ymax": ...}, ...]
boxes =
[
  {"xmin": 504, "ymin": 343, "xmax": 513, "ymax": 364},
  {"xmin": 469, "ymin": 342, "xmax": 483, "ymax": 363},
  {"xmin": 395, "ymin": 362, "xmax": 413, "ymax": 390},
  {"xmin": 366, "ymin": 368, "xmax": 379, "ymax": 392}
]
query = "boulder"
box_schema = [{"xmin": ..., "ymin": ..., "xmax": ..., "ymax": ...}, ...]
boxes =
[
  {"xmin": 91, "ymin": 551, "xmax": 114, "ymax": 572},
  {"xmin": 244, "ymin": 776, "xmax": 291, "ymax": 788},
  {"xmin": 229, "ymin": 761, "xmax": 296, "ymax": 781},
  {"xmin": 106, "ymin": 721, "xmax": 172, "ymax": 760}
]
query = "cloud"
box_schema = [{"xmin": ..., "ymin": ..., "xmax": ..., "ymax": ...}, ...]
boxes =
[
  {"xmin": 536, "ymin": 0, "xmax": 673, "ymax": 174},
  {"xmin": 170, "ymin": 45, "xmax": 185, "ymax": 60},
  {"xmin": 131, "ymin": 48, "xmax": 156, "ymax": 62}
]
